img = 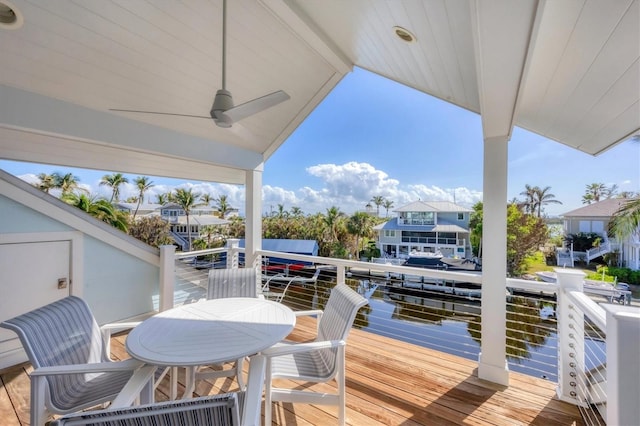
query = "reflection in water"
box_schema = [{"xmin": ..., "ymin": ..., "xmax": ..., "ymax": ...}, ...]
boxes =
[{"xmin": 279, "ymin": 277, "xmax": 566, "ymax": 380}]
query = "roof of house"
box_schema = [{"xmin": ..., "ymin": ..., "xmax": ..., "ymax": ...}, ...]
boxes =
[
  {"xmin": 172, "ymin": 216, "xmax": 229, "ymax": 226},
  {"xmin": 394, "ymin": 201, "xmax": 472, "ymax": 213},
  {"xmin": 561, "ymin": 198, "xmax": 634, "ymax": 218},
  {"xmin": 115, "ymin": 202, "xmax": 162, "ymax": 211}
]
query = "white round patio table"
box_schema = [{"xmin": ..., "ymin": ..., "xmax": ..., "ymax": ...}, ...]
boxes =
[{"xmin": 126, "ymin": 297, "xmax": 295, "ymax": 397}]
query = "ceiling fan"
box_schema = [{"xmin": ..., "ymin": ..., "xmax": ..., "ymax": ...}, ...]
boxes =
[{"xmin": 110, "ymin": 0, "xmax": 289, "ymax": 129}]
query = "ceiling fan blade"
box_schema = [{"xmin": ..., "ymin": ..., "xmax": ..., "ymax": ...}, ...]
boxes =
[
  {"xmin": 223, "ymin": 90, "xmax": 290, "ymax": 123},
  {"xmin": 229, "ymin": 121, "xmax": 260, "ymax": 144},
  {"xmin": 109, "ymin": 109, "xmax": 211, "ymax": 119}
]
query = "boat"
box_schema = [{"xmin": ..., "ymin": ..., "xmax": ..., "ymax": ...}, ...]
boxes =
[{"xmin": 402, "ymin": 251, "xmax": 481, "ymax": 271}]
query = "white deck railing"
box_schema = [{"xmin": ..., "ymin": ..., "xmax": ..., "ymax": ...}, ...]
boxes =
[{"xmin": 158, "ymin": 243, "xmax": 639, "ymax": 425}]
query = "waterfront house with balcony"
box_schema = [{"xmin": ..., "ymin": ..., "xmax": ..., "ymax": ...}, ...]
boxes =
[
  {"xmin": 375, "ymin": 200, "xmax": 473, "ymax": 259},
  {"xmin": 0, "ymin": 1, "xmax": 638, "ymax": 424},
  {"xmin": 561, "ymin": 198, "xmax": 640, "ymax": 270}
]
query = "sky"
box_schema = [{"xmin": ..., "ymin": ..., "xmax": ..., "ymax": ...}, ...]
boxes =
[{"xmin": 1, "ymin": 67, "xmax": 638, "ymax": 218}]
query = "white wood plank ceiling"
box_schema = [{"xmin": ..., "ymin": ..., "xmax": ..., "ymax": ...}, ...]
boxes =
[{"xmin": 0, "ymin": 0, "xmax": 637, "ymax": 183}]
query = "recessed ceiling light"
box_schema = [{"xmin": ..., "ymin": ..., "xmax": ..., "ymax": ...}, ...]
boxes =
[
  {"xmin": 393, "ymin": 26, "xmax": 416, "ymax": 43},
  {"xmin": 0, "ymin": 1, "xmax": 23, "ymax": 30}
]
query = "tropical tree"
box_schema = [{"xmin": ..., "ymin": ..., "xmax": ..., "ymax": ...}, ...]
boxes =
[
  {"xmin": 582, "ymin": 183, "xmax": 616, "ymax": 204},
  {"xmin": 519, "ymin": 184, "xmax": 536, "ymax": 215},
  {"xmin": 290, "ymin": 206, "xmax": 304, "ymax": 217},
  {"xmin": 52, "ymin": 172, "xmax": 82, "ymax": 196},
  {"xmin": 275, "ymin": 204, "xmax": 288, "ymax": 219},
  {"xmin": 346, "ymin": 211, "xmax": 373, "ymax": 259},
  {"xmin": 609, "ymin": 198, "xmax": 640, "ymax": 242},
  {"xmin": 215, "ymin": 194, "xmax": 232, "ymax": 218},
  {"xmin": 128, "ymin": 215, "xmax": 173, "ymax": 247},
  {"xmin": 100, "ymin": 173, "xmax": 128, "ymax": 203},
  {"xmin": 370, "ymin": 196, "xmax": 385, "ymax": 216},
  {"xmin": 200, "ymin": 193, "xmax": 213, "ymax": 206},
  {"xmin": 132, "ymin": 176, "xmax": 154, "ymax": 218},
  {"xmin": 382, "ymin": 199, "xmax": 394, "ymax": 217},
  {"xmin": 323, "ymin": 206, "xmax": 342, "ymax": 243},
  {"xmin": 506, "ymin": 203, "xmax": 548, "ymax": 275},
  {"xmin": 172, "ymin": 187, "xmax": 202, "ymax": 251},
  {"xmin": 469, "ymin": 202, "xmax": 483, "ymax": 257},
  {"xmin": 155, "ymin": 193, "xmax": 170, "ymax": 205},
  {"xmin": 35, "ymin": 173, "xmax": 56, "ymax": 193},
  {"xmin": 532, "ymin": 186, "xmax": 562, "ymax": 217},
  {"xmin": 62, "ymin": 192, "xmax": 128, "ymax": 231}
]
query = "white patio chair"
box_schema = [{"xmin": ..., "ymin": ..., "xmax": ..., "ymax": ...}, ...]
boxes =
[
  {"xmin": 262, "ymin": 283, "xmax": 368, "ymax": 426},
  {"xmin": 51, "ymin": 354, "xmax": 267, "ymax": 426},
  {"xmin": 192, "ymin": 267, "xmax": 262, "ymax": 391},
  {"xmin": 0, "ymin": 296, "xmax": 154, "ymax": 426}
]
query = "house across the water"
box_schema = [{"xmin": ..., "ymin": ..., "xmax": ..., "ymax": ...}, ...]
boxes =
[
  {"xmin": 561, "ymin": 198, "xmax": 640, "ymax": 270},
  {"xmin": 374, "ymin": 201, "xmax": 473, "ymax": 259}
]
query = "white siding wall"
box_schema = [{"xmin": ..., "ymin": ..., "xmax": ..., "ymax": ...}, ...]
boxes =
[{"xmin": 0, "ymin": 195, "xmax": 159, "ymax": 323}]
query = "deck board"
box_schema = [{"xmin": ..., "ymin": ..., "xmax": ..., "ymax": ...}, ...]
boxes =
[{"xmin": 0, "ymin": 316, "xmax": 584, "ymax": 425}]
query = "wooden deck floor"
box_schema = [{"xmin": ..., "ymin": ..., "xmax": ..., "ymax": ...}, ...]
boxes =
[{"xmin": 1, "ymin": 316, "xmax": 584, "ymax": 425}]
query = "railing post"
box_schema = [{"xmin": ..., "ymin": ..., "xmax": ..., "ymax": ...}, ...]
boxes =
[
  {"xmin": 226, "ymin": 238, "xmax": 240, "ymax": 269},
  {"xmin": 336, "ymin": 264, "xmax": 346, "ymax": 283},
  {"xmin": 602, "ymin": 304, "xmax": 640, "ymax": 425},
  {"xmin": 159, "ymin": 245, "xmax": 176, "ymax": 311},
  {"xmin": 555, "ymin": 268, "xmax": 586, "ymax": 405}
]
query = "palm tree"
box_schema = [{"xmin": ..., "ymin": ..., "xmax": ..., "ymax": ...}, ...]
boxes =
[
  {"xmin": 100, "ymin": 173, "xmax": 128, "ymax": 203},
  {"xmin": 609, "ymin": 198, "xmax": 640, "ymax": 243},
  {"xmin": 532, "ymin": 186, "xmax": 562, "ymax": 217},
  {"xmin": 62, "ymin": 192, "xmax": 128, "ymax": 231},
  {"xmin": 53, "ymin": 172, "xmax": 82, "ymax": 196},
  {"xmin": 155, "ymin": 193, "xmax": 170, "ymax": 205},
  {"xmin": 172, "ymin": 188, "xmax": 202, "ymax": 251},
  {"xmin": 519, "ymin": 184, "xmax": 536, "ymax": 214},
  {"xmin": 382, "ymin": 199, "xmax": 394, "ymax": 217},
  {"xmin": 275, "ymin": 204, "xmax": 288, "ymax": 219},
  {"xmin": 133, "ymin": 176, "xmax": 154, "ymax": 218},
  {"xmin": 347, "ymin": 212, "xmax": 373, "ymax": 259},
  {"xmin": 323, "ymin": 206, "xmax": 342, "ymax": 243},
  {"xmin": 35, "ymin": 173, "xmax": 56, "ymax": 193},
  {"xmin": 215, "ymin": 194, "xmax": 232, "ymax": 218},
  {"xmin": 290, "ymin": 206, "xmax": 304, "ymax": 217},
  {"xmin": 582, "ymin": 183, "xmax": 608, "ymax": 204},
  {"xmin": 370, "ymin": 196, "xmax": 385, "ymax": 217},
  {"xmin": 200, "ymin": 193, "xmax": 213, "ymax": 206}
]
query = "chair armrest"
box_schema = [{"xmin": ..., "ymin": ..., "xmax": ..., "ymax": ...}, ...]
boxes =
[
  {"xmin": 294, "ymin": 309, "xmax": 323, "ymax": 317},
  {"xmin": 30, "ymin": 358, "xmax": 144, "ymax": 376},
  {"xmin": 261, "ymin": 340, "xmax": 345, "ymax": 357},
  {"xmin": 111, "ymin": 365, "xmax": 158, "ymax": 408},
  {"xmin": 101, "ymin": 321, "xmax": 143, "ymax": 359},
  {"xmin": 101, "ymin": 321, "xmax": 142, "ymax": 332}
]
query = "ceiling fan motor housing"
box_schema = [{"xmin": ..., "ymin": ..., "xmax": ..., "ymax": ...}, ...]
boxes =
[{"xmin": 211, "ymin": 89, "xmax": 234, "ymax": 127}]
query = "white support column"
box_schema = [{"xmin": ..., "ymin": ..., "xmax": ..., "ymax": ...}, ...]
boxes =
[
  {"xmin": 602, "ymin": 304, "xmax": 640, "ymax": 425},
  {"xmin": 245, "ymin": 167, "xmax": 263, "ymax": 269},
  {"xmin": 478, "ymin": 135, "xmax": 509, "ymax": 386},
  {"xmin": 555, "ymin": 268, "xmax": 586, "ymax": 404},
  {"xmin": 158, "ymin": 244, "xmax": 175, "ymax": 311}
]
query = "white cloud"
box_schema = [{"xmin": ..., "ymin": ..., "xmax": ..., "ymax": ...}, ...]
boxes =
[
  {"xmin": 262, "ymin": 162, "xmax": 483, "ymax": 215},
  {"xmin": 19, "ymin": 163, "xmax": 483, "ymax": 217}
]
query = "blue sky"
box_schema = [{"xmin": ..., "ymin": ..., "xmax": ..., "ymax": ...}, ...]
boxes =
[{"xmin": 2, "ymin": 67, "xmax": 638, "ymax": 217}]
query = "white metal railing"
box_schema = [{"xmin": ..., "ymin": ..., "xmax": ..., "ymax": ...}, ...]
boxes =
[{"xmin": 157, "ymin": 244, "xmax": 640, "ymax": 424}]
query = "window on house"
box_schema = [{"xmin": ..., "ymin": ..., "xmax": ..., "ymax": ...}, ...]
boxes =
[
  {"xmin": 384, "ymin": 230, "xmax": 396, "ymax": 238},
  {"xmin": 457, "ymin": 213, "xmax": 464, "ymax": 220}
]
